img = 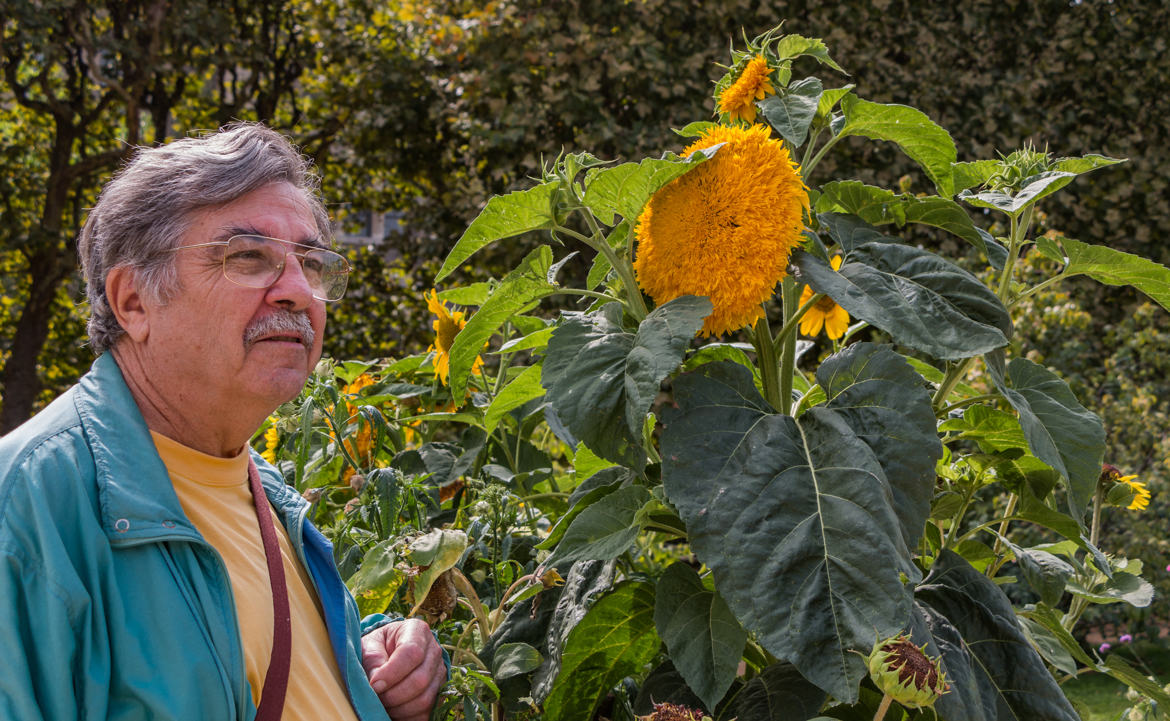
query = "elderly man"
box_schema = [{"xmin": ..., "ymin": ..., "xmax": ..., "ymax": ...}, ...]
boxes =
[{"xmin": 0, "ymin": 123, "xmax": 447, "ymax": 720}]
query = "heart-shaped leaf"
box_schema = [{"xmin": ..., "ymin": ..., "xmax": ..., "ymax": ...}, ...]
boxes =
[
  {"xmin": 583, "ymin": 152, "xmax": 708, "ymax": 226},
  {"xmin": 662, "ymin": 344, "xmax": 939, "ymax": 701},
  {"xmin": 759, "ymin": 76, "xmax": 822, "ymax": 147},
  {"xmin": 837, "ymin": 95, "xmax": 958, "ymax": 197}
]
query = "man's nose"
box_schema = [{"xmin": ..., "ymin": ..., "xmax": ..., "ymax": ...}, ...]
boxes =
[{"xmin": 266, "ymin": 252, "xmax": 316, "ymax": 309}]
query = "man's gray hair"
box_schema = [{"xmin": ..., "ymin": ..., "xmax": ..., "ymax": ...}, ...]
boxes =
[{"xmin": 79, "ymin": 122, "xmax": 332, "ymax": 354}]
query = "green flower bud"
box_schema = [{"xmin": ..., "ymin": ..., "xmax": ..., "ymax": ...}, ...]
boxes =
[{"xmin": 867, "ymin": 634, "xmax": 950, "ymax": 710}]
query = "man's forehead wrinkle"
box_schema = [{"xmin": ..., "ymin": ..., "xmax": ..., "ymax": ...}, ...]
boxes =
[{"xmin": 213, "ymin": 223, "xmax": 325, "ymax": 248}]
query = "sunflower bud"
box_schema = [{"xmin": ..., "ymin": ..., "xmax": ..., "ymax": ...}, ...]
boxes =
[
  {"xmin": 867, "ymin": 634, "xmax": 950, "ymax": 710},
  {"xmin": 638, "ymin": 702, "xmax": 710, "ymax": 721}
]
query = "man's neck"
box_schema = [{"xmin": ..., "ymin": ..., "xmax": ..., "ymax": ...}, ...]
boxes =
[{"xmin": 112, "ymin": 346, "xmax": 260, "ymax": 458}]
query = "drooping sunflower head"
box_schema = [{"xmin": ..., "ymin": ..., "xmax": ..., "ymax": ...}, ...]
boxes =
[
  {"xmin": 717, "ymin": 54, "xmax": 776, "ymax": 124},
  {"xmin": 425, "ymin": 288, "xmax": 484, "ymax": 385},
  {"xmin": 867, "ymin": 634, "xmax": 950, "ymax": 710},
  {"xmin": 633, "ymin": 124, "xmax": 809, "ymax": 337},
  {"xmin": 1101, "ymin": 463, "xmax": 1151, "ymax": 511}
]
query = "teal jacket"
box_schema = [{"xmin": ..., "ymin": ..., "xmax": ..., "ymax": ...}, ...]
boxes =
[{"xmin": 0, "ymin": 353, "xmax": 393, "ymax": 720}]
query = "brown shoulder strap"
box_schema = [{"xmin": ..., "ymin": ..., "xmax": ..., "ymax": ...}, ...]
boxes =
[{"xmin": 248, "ymin": 458, "xmax": 291, "ymax": 721}]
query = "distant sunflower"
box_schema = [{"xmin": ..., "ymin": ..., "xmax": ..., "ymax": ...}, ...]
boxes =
[
  {"xmin": 718, "ymin": 55, "xmax": 775, "ymax": 124},
  {"xmin": 799, "ymin": 256, "xmax": 851, "ymax": 340},
  {"xmin": 633, "ymin": 124, "xmax": 809, "ymax": 336},
  {"xmin": 261, "ymin": 423, "xmax": 280, "ymax": 465},
  {"xmin": 426, "ymin": 289, "xmax": 484, "ymax": 385},
  {"xmin": 1101, "ymin": 464, "xmax": 1151, "ymax": 511}
]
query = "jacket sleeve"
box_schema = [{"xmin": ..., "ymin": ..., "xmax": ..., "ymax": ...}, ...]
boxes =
[{"xmin": 0, "ymin": 548, "xmax": 80, "ymax": 721}]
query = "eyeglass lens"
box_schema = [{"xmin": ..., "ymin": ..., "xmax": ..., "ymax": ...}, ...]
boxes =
[{"xmin": 223, "ymin": 235, "xmax": 349, "ymax": 301}]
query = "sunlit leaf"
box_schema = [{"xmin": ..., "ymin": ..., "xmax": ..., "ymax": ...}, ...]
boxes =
[
  {"xmin": 837, "ymin": 95, "xmax": 958, "ymax": 196},
  {"xmin": 437, "ymin": 181, "xmax": 557, "ymax": 280},
  {"xmin": 542, "ymin": 581, "xmax": 659, "ymax": 721}
]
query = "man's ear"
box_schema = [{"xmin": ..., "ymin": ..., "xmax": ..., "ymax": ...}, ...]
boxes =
[{"xmin": 105, "ymin": 266, "xmax": 151, "ymax": 343}]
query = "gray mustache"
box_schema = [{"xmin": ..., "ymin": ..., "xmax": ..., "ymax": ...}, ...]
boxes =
[{"xmin": 243, "ymin": 310, "xmax": 316, "ymax": 348}]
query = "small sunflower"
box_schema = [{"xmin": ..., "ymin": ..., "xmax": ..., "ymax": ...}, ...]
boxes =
[
  {"xmin": 426, "ymin": 289, "xmax": 484, "ymax": 385},
  {"xmin": 633, "ymin": 124, "xmax": 809, "ymax": 337},
  {"xmin": 799, "ymin": 256, "xmax": 851, "ymax": 340},
  {"xmin": 1101, "ymin": 464, "xmax": 1151, "ymax": 511},
  {"xmin": 718, "ymin": 55, "xmax": 775, "ymax": 124},
  {"xmin": 261, "ymin": 422, "xmax": 280, "ymax": 465}
]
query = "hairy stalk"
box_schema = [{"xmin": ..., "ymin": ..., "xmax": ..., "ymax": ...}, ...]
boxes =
[
  {"xmin": 937, "ymin": 393, "xmax": 1003, "ymax": 418},
  {"xmin": 450, "ymin": 567, "xmax": 494, "ymax": 641},
  {"xmin": 568, "ymin": 194, "xmax": 649, "ymax": 320},
  {"xmin": 772, "ymin": 288, "xmax": 821, "ymax": 356},
  {"xmin": 778, "ymin": 277, "xmax": 800, "ymax": 414},
  {"xmin": 752, "ymin": 313, "xmax": 783, "ymax": 411},
  {"xmin": 986, "ymin": 493, "xmax": 1020, "ymax": 577},
  {"xmin": 802, "ymin": 133, "xmax": 842, "ymax": 180},
  {"xmin": 873, "ymin": 693, "xmax": 895, "ymax": 721},
  {"xmin": 932, "ymin": 357, "xmax": 976, "ymax": 411},
  {"xmin": 1064, "ymin": 484, "xmax": 1106, "ymax": 631}
]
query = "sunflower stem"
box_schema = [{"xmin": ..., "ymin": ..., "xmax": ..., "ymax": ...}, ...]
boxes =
[
  {"xmin": 936, "ymin": 393, "xmax": 1002, "ymax": 419},
  {"xmin": 873, "ymin": 693, "xmax": 895, "ymax": 721},
  {"xmin": 572, "ymin": 203, "xmax": 649, "ymax": 321},
  {"xmin": 778, "ymin": 277, "xmax": 800, "ymax": 414},
  {"xmin": 772, "ymin": 290, "xmax": 821, "ymax": 357},
  {"xmin": 752, "ymin": 314, "xmax": 783, "ymax": 411},
  {"xmin": 986, "ymin": 492, "xmax": 1020, "ymax": 578},
  {"xmin": 932, "ymin": 357, "xmax": 976, "ymax": 412},
  {"xmin": 802, "ymin": 133, "xmax": 842, "ymax": 181}
]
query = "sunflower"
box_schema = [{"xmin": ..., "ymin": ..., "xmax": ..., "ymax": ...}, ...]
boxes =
[
  {"xmin": 426, "ymin": 289, "xmax": 484, "ymax": 385},
  {"xmin": 798, "ymin": 256, "xmax": 851, "ymax": 340},
  {"xmin": 633, "ymin": 124, "xmax": 808, "ymax": 336},
  {"xmin": 1101, "ymin": 464, "xmax": 1151, "ymax": 511},
  {"xmin": 718, "ymin": 55, "xmax": 776, "ymax": 124},
  {"xmin": 261, "ymin": 422, "xmax": 280, "ymax": 465}
]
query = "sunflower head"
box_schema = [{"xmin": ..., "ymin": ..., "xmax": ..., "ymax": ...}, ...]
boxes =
[
  {"xmin": 1101, "ymin": 463, "xmax": 1151, "ymax": 511},
  {"xmin": 633, "ymin": 124, "xmax": 809, "ymax": 337},
  {"xmin": 425, "ymin": 289, "xmax": 484, "ymax": 386},
  {"xmin": 867, "ymin": 634, "xmax": 950, "ymax": 710},
  {"xmin": 717, "ymin": 54, "xmax": 776, "ymax": 124}
]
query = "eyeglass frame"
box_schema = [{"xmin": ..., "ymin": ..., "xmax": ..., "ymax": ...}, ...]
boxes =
[{"xmin": 166, "ymin": 233, "xmax": 352, "ymax": 302}]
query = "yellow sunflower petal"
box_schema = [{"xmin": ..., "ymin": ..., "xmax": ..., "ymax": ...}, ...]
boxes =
[
  {"xmin": 824, "ymin": 304, "xmax": 852, "ymax": 340},
  {"xmin": 634, "ymin": 124, "xmax": 808, "ymax": 337}
]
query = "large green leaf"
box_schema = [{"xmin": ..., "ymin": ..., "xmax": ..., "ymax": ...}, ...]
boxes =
[
  {"xmin": 837, "ymin": 95, "xmax": 958, "ymax": 197},
  {"xmin": 545, "ymin": 485, "xmax": 651, "ymax": 568},
  {"xmin": 654, "ymin": 563, "xmax": 748, "ymax": 711},
  {"xmin": 448, "ymin": 246, "xmax": 559, "ymax": 398},
  {"xmin": 759, "ymin": 76, "xmax": 822, "ymax": 147},
  {"xmin": 985, "ymin": 352, "xmax": 1104, "ymax": 521},
  {"xmin": 437, "ymin": 181, "xmax": 557, "ymax": 280},
  {"xmin": 1059, "ymin": 236, "xmax": 1170, "ymax": 312},
  {"xmin": 542, "ymin": 296, "xmax": 711, "ymax": 467},
  {"xmin": 815, "ymin": 182, "xmax": 1001, "ymax": 264},
  {"xmin": 542, "ymin": 580, "xmax": 660, "ymax": 721},
  {"xmin": 661, "ymin": 345, "xmax": 939, "ymax": 701},
  {"xmin": 582, "ymin": 152, "xmax": 708, "ymax": 226},
  {"xmin": 956, "ymin": 155, "xmax": 1123, "ymax": 216},
  {"xmin": 818, "ymin": 342, "xmax": 942, "ymax": 550},
  {"xmin": 793, "ymin": 244, "xmax": 1011, "ymax": 360},
  {"xmin": 735, "ymin": 663, "xmax": 828, "ymax": 721},
  {"xmin": 915, "ymin": 550, "xmax": 1080, "ymax": 721}
]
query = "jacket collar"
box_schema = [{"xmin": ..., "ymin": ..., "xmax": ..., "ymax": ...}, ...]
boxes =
[{"xmin": 75, "ymin": 353, "xmax": 306, "ymax": 544}]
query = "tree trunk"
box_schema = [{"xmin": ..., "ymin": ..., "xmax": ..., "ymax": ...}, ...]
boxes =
[{"xmin": 0, "ymin": 249, "xmax": 74, "ymax": 434}]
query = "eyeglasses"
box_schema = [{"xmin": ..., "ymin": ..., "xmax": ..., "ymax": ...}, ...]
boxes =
[{"xmin": 170, "ymin": 234, "xmax": 351, "ymax": 301}]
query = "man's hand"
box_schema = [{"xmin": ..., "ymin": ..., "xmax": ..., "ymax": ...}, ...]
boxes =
[{"xmin": 361, "ymin": 618, "xmax": 446, "ymax": 721}]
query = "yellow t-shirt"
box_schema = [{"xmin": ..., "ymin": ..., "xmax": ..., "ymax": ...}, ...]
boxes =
[{"xmin": 152, "ymin": 432, "xmax": 361, "ymax": 721}]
